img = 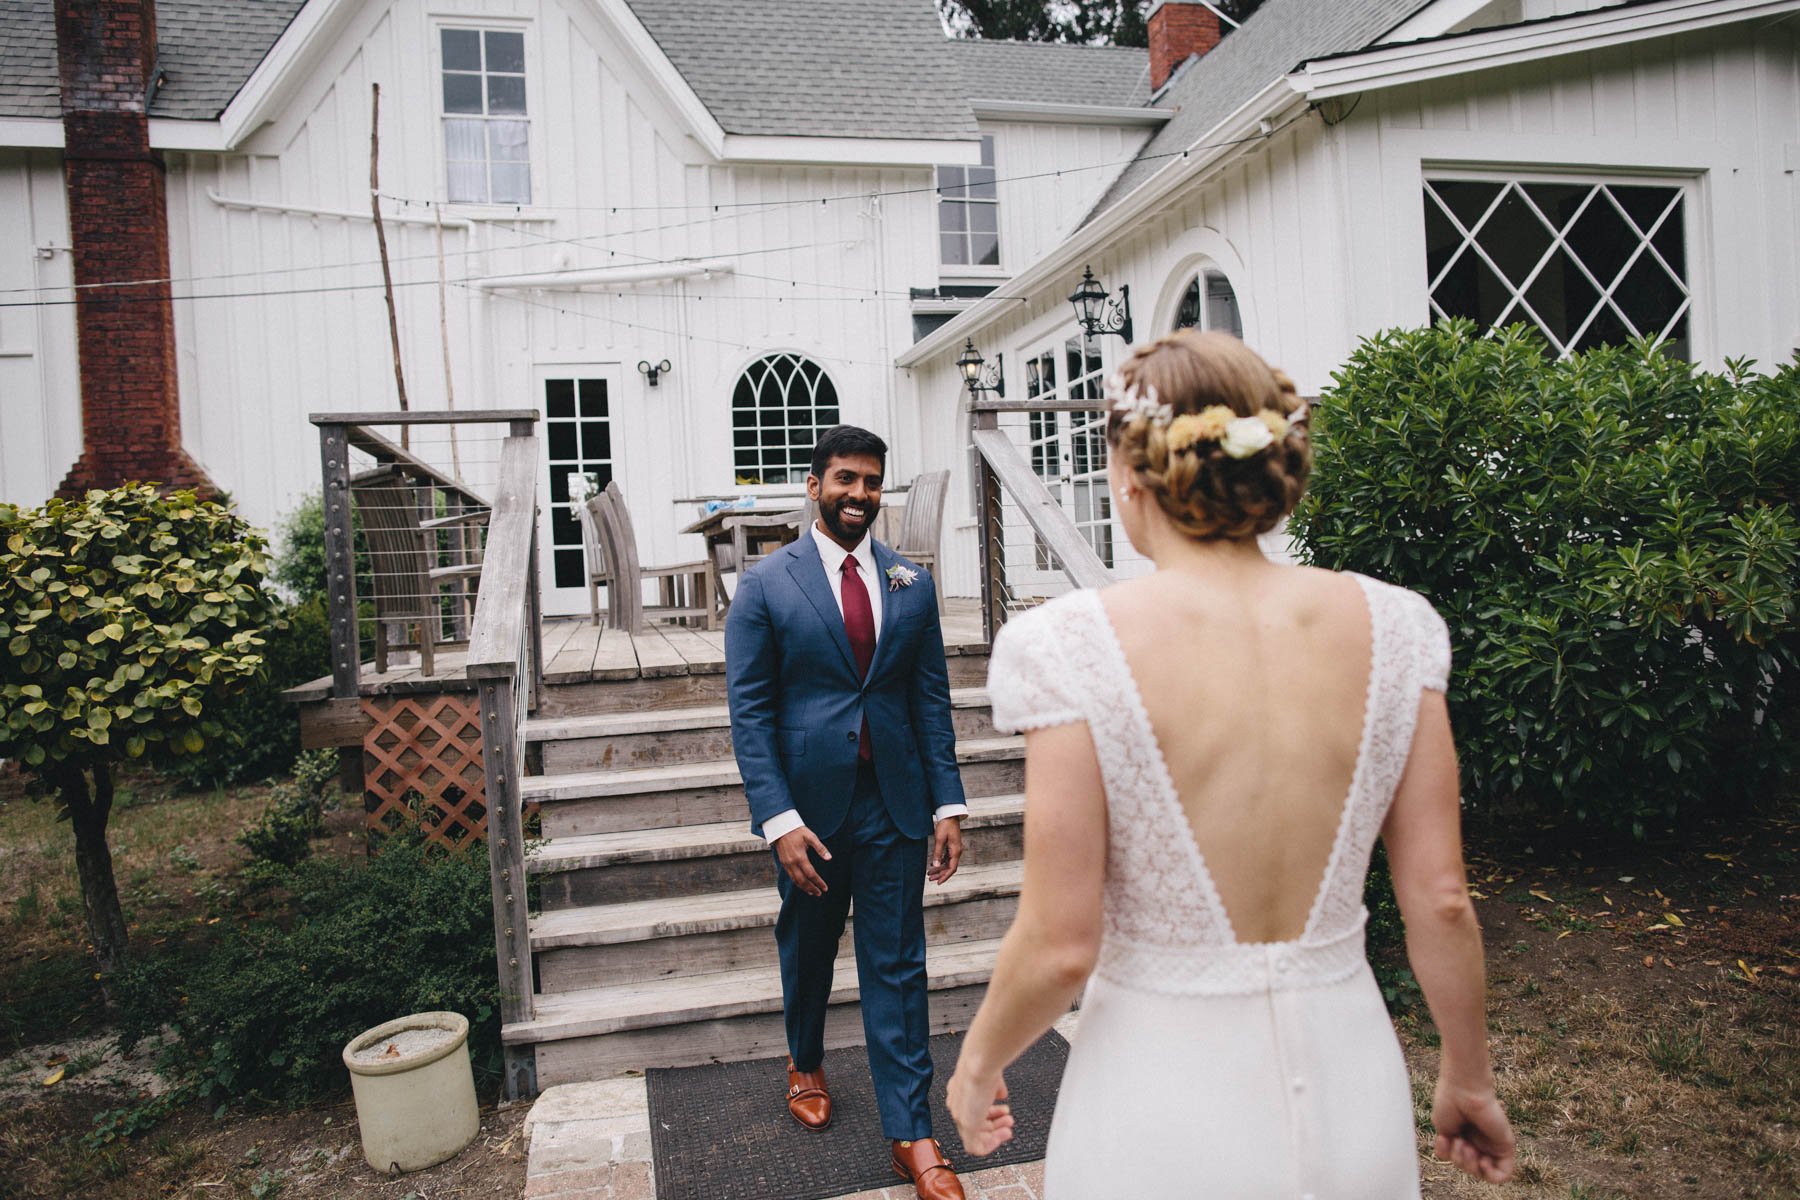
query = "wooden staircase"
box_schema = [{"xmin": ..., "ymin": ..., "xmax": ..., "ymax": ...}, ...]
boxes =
[{"xmin": 501, "ymin": 648, "xmax": 1025, "ymax": 1090}]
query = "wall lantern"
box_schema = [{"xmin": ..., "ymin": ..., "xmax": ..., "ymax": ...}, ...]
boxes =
[
  {"xmin": 956, "ymin": 338, "xmax": 1005, "ymax": 397},
  {"xmin": 637, "ymin": 358, "xmax": 672, "ymax": 387},
  {"xmin": 1068, "ymin": 265, "xmax": 1132, "ymax": 343}
]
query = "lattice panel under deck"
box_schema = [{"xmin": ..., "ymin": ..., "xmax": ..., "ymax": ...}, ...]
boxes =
[{"xmin": 362, "ymin": 695, "xmax": 489, "ymax": 848}]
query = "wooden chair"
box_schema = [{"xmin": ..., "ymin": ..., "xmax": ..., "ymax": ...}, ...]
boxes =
[
  {"xmin": 351, "ymin": 468, "xmax": 487, "ymax": 677},
  {"xmin": 723, "ymin": 500, "xmax": 814, "ymax": 573},
  {"xmin": 894, "ymin": 469, "xmax": 949, "ymax": 614},
  {"xmin": 594, "ymin": 482, "xmax": 712, "ymax": 634},
  {"xmin": 576, "ymin": 494, "xmax": 612, "ymax": 627}
]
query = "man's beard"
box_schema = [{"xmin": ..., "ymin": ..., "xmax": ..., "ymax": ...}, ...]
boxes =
[{"xmin": 819, "ymin": 494, "xmax": 878, "ymax": 543}]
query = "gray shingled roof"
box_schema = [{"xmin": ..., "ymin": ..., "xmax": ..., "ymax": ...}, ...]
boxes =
[
  {"xmin": 1088, "ymin": 0, "xmax": 1427, "ymax": 217},
  {"xmin": 949, "ymin": 39, "xmax": 1150, "ymax": 109},
  {"xmin": 0, "ymin": 0, "xmax": 60, "ymax": 119},
  {"xmin": 623, "ymin": 0, "xmax": 978, "ymax": 140},
  {"xmin": 0, "ymin": 0, "xmax": 304, "ymax": 120}
]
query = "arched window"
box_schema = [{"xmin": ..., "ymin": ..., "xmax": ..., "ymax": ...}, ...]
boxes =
[
  {"xmin": 732, "ymin": 353, "xmax": 841, "ymax": 485},
  {"xmin": 1173, "ymin": 268, "xmax": 1243, "ymax": 337}
]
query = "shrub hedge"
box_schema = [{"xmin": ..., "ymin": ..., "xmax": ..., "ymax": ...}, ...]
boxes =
[{"xmin": 1291, "ymin": 322, "xmax": 1800, "ymax": 832}]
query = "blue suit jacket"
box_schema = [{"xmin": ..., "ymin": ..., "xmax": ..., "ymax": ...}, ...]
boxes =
[{"xmin": 725, "ymin": 532, "xmax": 966, "ymax": 842}]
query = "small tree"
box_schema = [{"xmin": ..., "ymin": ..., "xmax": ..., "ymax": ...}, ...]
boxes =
[{"xmin": 0, "ymin": 485, "xmax": 279, "ymax": 975}]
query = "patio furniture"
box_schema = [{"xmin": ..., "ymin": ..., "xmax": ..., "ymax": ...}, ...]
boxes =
[
  {"xmin": 894, "ymin": 469, "xmax": 949, "ymax": 614},
  {"xmin": 575, "ymin": 493, "xmax": 612, "ymax": 627},
  {"xmin": 352, "ymin": 468, "xmax": 487, "ymax": 677},
  {"xmin": 594, "ymin": 482, "xmax": 712, "ymax": 634}
]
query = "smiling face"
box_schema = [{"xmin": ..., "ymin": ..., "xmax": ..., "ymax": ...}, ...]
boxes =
[{"xmin": 808, "ymin": 452, "xmax": 884, "ymax": 550}]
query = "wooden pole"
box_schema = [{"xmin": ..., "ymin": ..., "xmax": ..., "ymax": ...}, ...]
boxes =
[
  {"xmin": 369, "ymin": 83, "xmax": 409, "ymax": 447},
  {"xmin": 435, "ymin": 205, "xmax": 463, "ymax": 478}
]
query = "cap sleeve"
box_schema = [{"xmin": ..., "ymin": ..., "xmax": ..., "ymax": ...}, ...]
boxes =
[
  {"xmin": 986, "ymin": 613, "xmax": 1085, "ymax": 733},
  {"xmin": 1408, "ymin": 591, "xmax": 1452, "ymax": 692}
]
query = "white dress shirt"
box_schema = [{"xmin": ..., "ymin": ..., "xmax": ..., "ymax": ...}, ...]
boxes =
[{"xmin": 760, "ymin": 523, "xmax": 969, "ymax": 843}]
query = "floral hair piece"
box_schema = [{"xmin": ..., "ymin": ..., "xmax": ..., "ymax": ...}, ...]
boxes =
[
  {"xmin": 1107, "ymin": 370, "xmax": 1307, "ymax": 461},
  {"xmin": 1104, "ymin": 372, "xmax": 1173, "ymax": 425}
]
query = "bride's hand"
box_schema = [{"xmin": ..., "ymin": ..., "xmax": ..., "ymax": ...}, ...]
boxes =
[
  {"xmin": 946, "ymin": 1069, "xmax": 1013, "ymax": 1157},
  {"xmin": 1432, "ymin": 1079, "xmax": 1516, "ymax": 1183}
]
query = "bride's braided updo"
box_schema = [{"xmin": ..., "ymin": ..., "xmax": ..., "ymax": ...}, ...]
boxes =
[{"xmin": 1105, "ymin": 330, "xmax": 1310, "ymax": 540}]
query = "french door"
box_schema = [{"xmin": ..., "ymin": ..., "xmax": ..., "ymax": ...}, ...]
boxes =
[
  {"xmin": 1005, "ymin": 333, "xmax": 1114, "ymax": 590},
  {"xmin": 534, "ymin": 365, "xmax": 623, "ymax": 617}
]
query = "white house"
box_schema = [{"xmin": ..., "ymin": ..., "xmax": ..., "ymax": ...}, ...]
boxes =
[{"xmin": 4, "ymin": 0, "xmax": 1798, "ymax": 614}]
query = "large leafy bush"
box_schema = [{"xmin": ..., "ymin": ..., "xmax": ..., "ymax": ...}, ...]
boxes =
[
  {"xmin": 0, "ymin": 485, "xmax": 279, "ymax": 970},
  {"xmin": 116, "ymin": 832, "xmax": 499, "ymax": 1105},
  {"xmin": 1291, "ymin": 323, "xmax": 1800, "ymax": 832}
]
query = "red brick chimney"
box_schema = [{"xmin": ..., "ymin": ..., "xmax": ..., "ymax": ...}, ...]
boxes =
[
  {"xmin": 1148, "ymin": 1, "xmax": 1223, "ymax": 93},
  {"xmin": 54, "ymin": 0, "xmax": 212, "ymax": 497}
]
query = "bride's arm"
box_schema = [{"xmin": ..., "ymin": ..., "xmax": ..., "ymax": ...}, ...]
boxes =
[
  {"xmin": 947, "ymin": 721, "xmax": 1107, "ymax": 1155},
  {"xmin": 1381, "ymin": 691, "xmax": 1515, "ymax": 1184}
]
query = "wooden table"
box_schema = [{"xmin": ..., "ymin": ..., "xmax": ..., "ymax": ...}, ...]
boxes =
[{"xmin": 679, "ymin": 504, "xmax": 807, "ymax": 629}]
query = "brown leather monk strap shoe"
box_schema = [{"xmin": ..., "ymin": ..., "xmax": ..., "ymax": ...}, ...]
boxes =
[
  {"xmin": 785, "ymin": 1058, "xmax": 831, "ymax": 1130},
  {"xmin": 890, "ymin": 1137, "xmax": 965, "ymax": 1200}
]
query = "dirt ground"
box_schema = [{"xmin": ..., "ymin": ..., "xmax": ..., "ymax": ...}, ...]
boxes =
[{"xmin": 0, "ymin": 763, "xmax": 1792, "ymax": 1199}]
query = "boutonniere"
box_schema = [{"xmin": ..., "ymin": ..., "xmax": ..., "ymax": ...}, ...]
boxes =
[{"xmin": 885, "ymin": 564, "xmax": 919, "ymax": 592}]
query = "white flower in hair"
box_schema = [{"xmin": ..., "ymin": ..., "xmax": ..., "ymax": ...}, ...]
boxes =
[
  {"xmin": 1221, "ymin": 416, "xmax": 1275, "ymax": 459},
  {"xmin": 1103, "ymin": 372, "xmax": 1173, "ymax": 424}
]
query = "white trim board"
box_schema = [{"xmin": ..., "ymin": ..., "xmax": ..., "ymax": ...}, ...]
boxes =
[{"xmin": 1295, "ymin": 0, "xmax": 1800, "ymax": 98}]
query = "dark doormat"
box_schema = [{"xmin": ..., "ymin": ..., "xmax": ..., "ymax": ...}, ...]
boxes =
[{"xmin": 646, "ymin": 1030, "xmax": 1068, "ymax": 1200}]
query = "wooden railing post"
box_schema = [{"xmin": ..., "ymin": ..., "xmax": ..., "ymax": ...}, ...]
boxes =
[
  {"xmin": 477, "ymin": 674, "xmax": 536, "ymax": 1100},
  {"xmin": 316, "ymin": 422, "xmax": 361, "ymax": 699}
]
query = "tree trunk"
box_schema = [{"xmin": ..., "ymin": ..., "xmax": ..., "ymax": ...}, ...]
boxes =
[{"xmin": 60, "ymin": 761, "xmax": 129, "ymax": 978}]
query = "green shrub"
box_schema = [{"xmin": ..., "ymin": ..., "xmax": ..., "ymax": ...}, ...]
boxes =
[
  {"xmin": 271, "ymin": 492, "xmax": 368, "ymax": 608},
  {"xmin": 115, "ymin": 831, "xmax": 499, "ymax": 1105},
  {"xmin": 236, "ymin": 750, "xmax": 342, "ymax": 867},
  {"xmin": 1291, "ymin": 322, "xmax": 1800, "ymax": 832}
]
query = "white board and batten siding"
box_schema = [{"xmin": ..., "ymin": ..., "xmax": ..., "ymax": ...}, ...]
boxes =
[
  {"xmin": 920, "ymin": 17, "xmax": 1800, "ymax": 601},
  {"xmin": 0, "ymin": 150, "xmax": 79, "ymax": 508}
]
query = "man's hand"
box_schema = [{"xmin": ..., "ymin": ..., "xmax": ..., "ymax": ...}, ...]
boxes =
[
  {"xmin": 928, "ymin": 816, "xmax": 963, "ymax": 884},
  {"xmin": 775, "ymin": 826, "xmax": 832, "ymax": 897}
]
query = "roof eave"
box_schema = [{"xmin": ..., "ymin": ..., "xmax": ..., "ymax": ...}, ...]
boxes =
[
  {"xmin": 969, "ymin": 99, "xmax": 1170, "ymax": 126},
  {"xmin": 719, "ymin": 133, "xmax": 981, "ymax": 166},
  {"xmin": 1295, "ymin": 0, "xmax": 1800, "ymax": 99},
  {"xmin": 896, "ymin": 75, "xmax": 1307, "ymax": 369}
]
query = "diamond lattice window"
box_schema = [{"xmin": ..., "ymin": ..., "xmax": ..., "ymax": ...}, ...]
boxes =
[{"xmin": 1424, "ymin": 178, "xmax": 1690, "ymax": 358}]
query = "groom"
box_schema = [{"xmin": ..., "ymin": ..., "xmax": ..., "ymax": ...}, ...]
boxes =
[{"xmin": 725, "ymin": 425, "xmax": 969, "ymax": 1200}]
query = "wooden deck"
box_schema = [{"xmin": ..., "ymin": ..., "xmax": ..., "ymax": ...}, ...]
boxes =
[{"xmin": 283, "ymin": 598, "xmax": 989, "ymax": 702}]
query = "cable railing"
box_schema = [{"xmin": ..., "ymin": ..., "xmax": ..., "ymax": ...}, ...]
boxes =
[{"xmin": 969, "ymin": 395, "xmax": 1115, "ymax": 643}]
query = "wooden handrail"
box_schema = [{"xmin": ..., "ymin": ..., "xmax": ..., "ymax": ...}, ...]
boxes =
[
  {"xmin": 465, "ymin": 436, "xmax": 541, "ymax": 680},
  {"xmin": 970, "ymin": 427, "xmax": 1113, "ymax": 592},
  {"xmin": 310, "ymin": 409, "xmax": 540, "ymax": 426},
  {"xmin": 969, "ymin": 396, "xmax": 1113, "ymax": 413}
]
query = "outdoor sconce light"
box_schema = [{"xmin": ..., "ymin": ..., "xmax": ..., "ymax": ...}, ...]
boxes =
[
  {"xmin": 638, "ymin": 358, "xmax": 672, "ymax": 387},
  {"xmin": 1068, "ymin": 265, "xmax": 1132, "ymax": 343},
  {"xmin": 956, "ymin": 338, "xmax": 1005, "ymax": 397}
]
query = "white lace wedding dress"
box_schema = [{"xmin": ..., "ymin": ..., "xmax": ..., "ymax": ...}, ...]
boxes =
[{"xmin": 986, "ymin": 575, "xmax": 1451, "ymax": 1199}]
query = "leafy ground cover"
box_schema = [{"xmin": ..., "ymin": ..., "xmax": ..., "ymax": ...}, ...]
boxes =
[{"xmin": 0, "ymin": 763, "xmax": 1791, "ymax": 1198}]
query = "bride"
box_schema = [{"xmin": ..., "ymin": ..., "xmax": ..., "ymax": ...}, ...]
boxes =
[{"xmin": 946, "ymin": 331, "xmax": 1514, "ymax": 1195}]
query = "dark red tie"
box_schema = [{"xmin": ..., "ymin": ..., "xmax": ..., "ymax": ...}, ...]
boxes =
[{"xmin": 840, "ymin": 556, "xmax": 876, "ymax": 761}]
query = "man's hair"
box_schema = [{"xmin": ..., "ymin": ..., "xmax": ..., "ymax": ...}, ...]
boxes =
[{"xmin": 809, "ymin": 425, "xmax": 888, "ymax": 481}]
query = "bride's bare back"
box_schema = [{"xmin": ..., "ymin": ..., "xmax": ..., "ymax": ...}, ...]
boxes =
[{"xmin": 1099, "ymin": 563, "xmax": 1372, "ymax": 943}]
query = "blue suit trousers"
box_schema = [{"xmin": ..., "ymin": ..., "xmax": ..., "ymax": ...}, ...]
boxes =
[{"xmin": 773, "ymin": 760, "xmax": 933, "ymax": 1140}]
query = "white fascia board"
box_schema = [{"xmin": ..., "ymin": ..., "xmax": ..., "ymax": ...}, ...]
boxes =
[
  {"xmin": 471, "ymin": 258, "xmax": 734, "ymax": 289},
  {"xmin": 217, "ymin": 0, "xmax": 350, "ymax": 149},
  {"xmin": 720, "ymin": 134, "xmax": 982, "ymax": 166},
  {"xmin": 0, "ymin": 118, "xmax": 63, "ymax": 149},
  {"xmin": 896, "ymin": 76, "xmax": 1304, "ymax": 368},
  {"xmin": 1379, "ymin": 0, "xmax": 1499, "ymax": 45},
  {"xmin": 149, "ymin": 119, "xmax": 226, "ymax": 151},
  {"xmin": 1298, "ymin": 0, "xmax": 1800, "ymax": 99},
  {"xmin": 970, "ymin": 99, "xmax": 1173, "ymax": 126},
  {"xmin": 593, "ymin": 0, "xmax": 727, "ymax": 159}
]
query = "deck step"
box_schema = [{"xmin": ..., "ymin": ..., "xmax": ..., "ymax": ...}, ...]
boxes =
[
  {"xmin": 523, "ymin": 736, "xmax": 1026, "ymax": 838},
  {"xmin": 530, "ymin": 860, "xmax": 1023, "ymax": 991},
  {"xmin": 524, "ymin": 688, "xmax": 991, "ymax": 742},
  {"xmin": 529, "ymin": 794, "xmax": 1027, "ymax": 908}
]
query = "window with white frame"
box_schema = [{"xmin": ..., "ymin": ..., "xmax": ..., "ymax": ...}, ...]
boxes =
[
  {"xmin": 938, "ymin": 135, "xmax": 1000, "ymax": 268},
  {"xmin": 441, "ymin": 28, "xmax": 530, "ymax": 205},
  {"xmin": 732, "ymin": 354, "xmax": 841, "ymax": 486},
  {"xmin": 1173, "ymin": 268, "xmax": 1243, "ymax": 337},
  {"xmin": 1424, "ymin": 176, "xmax": 1690, "ymax": 358}
]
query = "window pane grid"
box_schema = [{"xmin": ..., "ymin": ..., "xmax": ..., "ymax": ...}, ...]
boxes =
[
  {"xmin": 441, "ymin": 27, "xmax": 530, "ymax": 205},
  {"xmin": 1424, "ymin": 177, "xmax": 1690, "ymax": 358},
  {"xmin": 731, "ymin": 354, "xmax": 841, "ymax": 485},
  {"xmin": 937, "ymin": 135, "xmax": 1000, "ymax": 268}
]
